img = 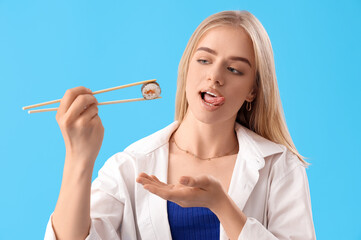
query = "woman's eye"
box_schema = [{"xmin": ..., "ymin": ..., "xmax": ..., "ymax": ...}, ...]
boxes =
[
  {"xmin": 227, "ymin": 67, "xmax": 243, "ymax": 75},
  {"xmin": 197, "ymin": 59, "xmax": 209, "ymax": 64}
]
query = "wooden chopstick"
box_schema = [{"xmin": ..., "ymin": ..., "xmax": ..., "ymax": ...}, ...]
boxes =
[
  {"xmin": 22, "ymin": 79, "xmax": 157, "ymax": 110},
  {"xmin": 27, "ymin": 97, "xmax": 161, "ymax": 114}
]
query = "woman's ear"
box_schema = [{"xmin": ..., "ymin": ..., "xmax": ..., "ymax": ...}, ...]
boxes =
[{"xmin": 245, "ymin": 86, "xmax": 257, "ymax": 102}]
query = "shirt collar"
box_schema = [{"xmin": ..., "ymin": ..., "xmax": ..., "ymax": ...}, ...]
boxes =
[{"xmin": 234, "ymin": 122, "xmax": 284, "ymax": 168}]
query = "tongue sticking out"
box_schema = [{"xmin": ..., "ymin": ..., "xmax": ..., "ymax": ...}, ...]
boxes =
[{"xmin": 203, "ymin": 93, "xmax": 225, "ymax": 105}]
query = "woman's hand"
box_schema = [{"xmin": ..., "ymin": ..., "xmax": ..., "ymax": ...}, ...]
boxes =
[
  {"xmin": 56, "ymin": 86, "xmax": 104, "ymax": 166},
  {"xmin": 137, "ymin": 173, "xmax": 248, "ymax": 240},
  {"xmin": 136, "ymin": 172, "xmax": 227, "ymax": 211}
]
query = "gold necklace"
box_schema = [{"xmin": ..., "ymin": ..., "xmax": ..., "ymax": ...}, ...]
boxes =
[{"xmin": 170, "ymin": 137, "xmax": 238, "ymax": 161}]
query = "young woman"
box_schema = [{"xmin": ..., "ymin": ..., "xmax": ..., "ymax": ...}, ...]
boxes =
[{"xmin": 45, "ymin": 10, "xmax": 316, "ymax": 240}]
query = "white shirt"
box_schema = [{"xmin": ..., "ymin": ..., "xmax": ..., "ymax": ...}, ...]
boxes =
[{"xmin": 45, "ymin": 121, "xmax": 316, "ymax": 240}]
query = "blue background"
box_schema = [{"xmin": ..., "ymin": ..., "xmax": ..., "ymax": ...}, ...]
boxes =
[{"xmin": 1, "ymin": 0, "xmax": 360, "ymax": 239}]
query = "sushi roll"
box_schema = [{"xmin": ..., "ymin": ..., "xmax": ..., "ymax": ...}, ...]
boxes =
[{"xmin": 141, "ymin": 82, "xmax": 161, "ymax": 100}]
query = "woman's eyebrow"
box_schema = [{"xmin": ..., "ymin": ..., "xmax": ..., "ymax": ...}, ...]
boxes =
[{"xmin": 196, "ymin": 46, "xmax": 252, "ymax": 68}]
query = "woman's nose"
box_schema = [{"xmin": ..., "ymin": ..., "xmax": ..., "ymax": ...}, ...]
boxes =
[{"xmin": 207, "ymin": 65, "xmax": 224, "ymax": 86}]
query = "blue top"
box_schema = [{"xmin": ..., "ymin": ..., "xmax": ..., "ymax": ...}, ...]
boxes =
[{"xmin": 167, "ymin": 201, "xmax": 220, "ymax": 240}]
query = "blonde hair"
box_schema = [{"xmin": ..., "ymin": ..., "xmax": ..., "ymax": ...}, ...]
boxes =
[{"xmin": 174, "ymin": 10, "xmax": 307, "ymax": 165}]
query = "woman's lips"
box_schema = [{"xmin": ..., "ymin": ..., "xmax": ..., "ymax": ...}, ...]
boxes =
[
  {"xmin": 199, "ymin": 92, "xmax": 225, "ymax": 111},
  {"xmin": 203, "ymin": 92, "xmax": 225, "ymax": 105}
]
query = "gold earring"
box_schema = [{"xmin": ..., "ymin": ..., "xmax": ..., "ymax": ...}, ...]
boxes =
[{"xmin": 246, "ymin": 101, "xmax": 252, "ymax": 111}]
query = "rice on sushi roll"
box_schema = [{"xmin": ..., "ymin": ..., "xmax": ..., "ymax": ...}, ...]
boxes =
[{"xmin": 141, "ymin": 82, "xmax": 161, "ymax": 100}]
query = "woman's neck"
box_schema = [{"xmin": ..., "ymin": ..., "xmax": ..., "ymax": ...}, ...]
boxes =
[{"xmin": 172, "ymin": 111, "xmax": 238, "ymax": 159}]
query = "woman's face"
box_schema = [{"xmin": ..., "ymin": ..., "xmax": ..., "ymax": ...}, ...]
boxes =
[{"xmin": 185, "ymin": 25, "xmax": 257, "ymax": 125}]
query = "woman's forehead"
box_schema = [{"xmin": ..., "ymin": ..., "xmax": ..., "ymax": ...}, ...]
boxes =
[{"xmin": 194, "ymin": 26, "xmax": 255, "ymax": 65}]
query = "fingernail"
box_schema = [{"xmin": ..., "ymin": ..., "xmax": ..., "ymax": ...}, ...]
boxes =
[{"xmin": 87, "ymin": 88, "xmax": 92, "ymax": 93}]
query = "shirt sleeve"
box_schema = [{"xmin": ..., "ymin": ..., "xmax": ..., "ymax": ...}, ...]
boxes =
[
  {"xmin": 44, "ymin": 214, "xmax": 104, "ymax": 240},
  {"xmin": 238, "ymin": 161, "xmax": 316, "ymax": 240},
  {"xmin": 44, "ymin": 152, "xmax": 135, "ymax": 240}
]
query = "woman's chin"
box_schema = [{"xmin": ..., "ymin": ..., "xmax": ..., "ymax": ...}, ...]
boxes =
[{"xmin": 189, "ymin": 109, "xmax": 234, "ymax": 125}]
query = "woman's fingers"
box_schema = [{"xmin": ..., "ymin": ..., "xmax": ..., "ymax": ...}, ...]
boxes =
[
  {"xmin": 137, "ymin": 173, "xmax": 160, "ymax": 183},
  {"xmin": 80, "ymin": 103, "xmax": 99, "ymax": 123},
  {"xmin": 143, "ymin": 183, "xmax": 178, "ymax": 201},
  {"xmin": 137, "ymin": 174, "xmax": 209, "ymax": 205},
  {"xmin": 137, "ymin": 173, "xmax": 166, "ymax": 188},
  {"xmin": 137, "ymin": 172, "xmax": 153, "ymax": 182},
  {"xmin": 136, "ymin": 173, "xmax": 176, "ymax": 201},
  {"xmin": 136, "ymin": 173, "xmax": 154, "ymax": 185},
  {"xmin": 180, "ymin": 175, "xmax": 214, "ymax": 189},
  {"xmin": 138, "ymin": 174, "xmax": 225, "ymax": 209},
  {"xmin": 150, "ymin": 175, "xmax": 168, "ymax": 186},
  {"xmin": 150, "ymin": 175, "xmax": 160, "ymax": 181},
  {"xmin": 57, "ymin": 86, "xmax": 92, "ymax": 116},
  {"xmin": 64, "ymin": 94, "xmax": 98, "ymax": 123}
]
